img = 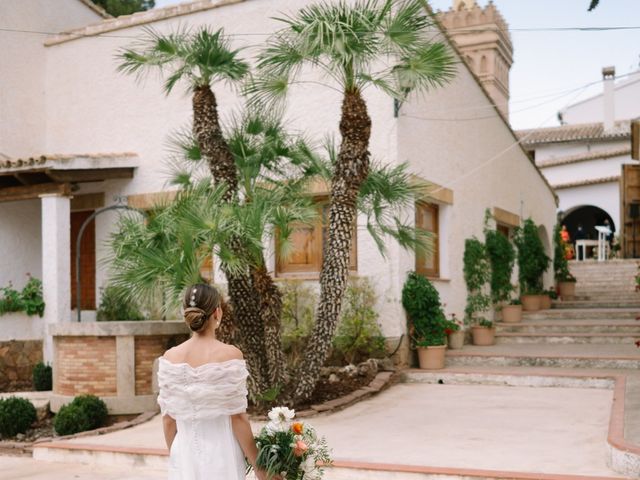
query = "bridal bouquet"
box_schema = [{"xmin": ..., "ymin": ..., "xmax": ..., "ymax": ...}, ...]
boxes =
[{"xmin": 254, "ymin": 407, "xmax": 331, "ymax": 480}]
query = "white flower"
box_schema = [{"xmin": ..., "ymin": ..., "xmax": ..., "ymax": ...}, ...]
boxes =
[
  {"xmin": 267, "ymin": 406, "xmax": 295, "ymax": 431},
  {"xmin": 301, "ymin": 456, "xmax": 321, "ymax": 480}
]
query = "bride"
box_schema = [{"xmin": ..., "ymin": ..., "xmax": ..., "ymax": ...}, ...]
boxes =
[{"xmin": 157, "ymin": 283, "xmax": 269, "ymax": 480}]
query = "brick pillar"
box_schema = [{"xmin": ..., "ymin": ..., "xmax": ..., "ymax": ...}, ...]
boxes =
[{"xmin": 40, "ymin": 193, "xmax": 71, "ymax": 364}]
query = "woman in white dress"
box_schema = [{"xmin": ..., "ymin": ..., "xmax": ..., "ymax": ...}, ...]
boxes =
[{"xmin": 157, "ymin": 283, "xmax": 269, "ymax": 480}]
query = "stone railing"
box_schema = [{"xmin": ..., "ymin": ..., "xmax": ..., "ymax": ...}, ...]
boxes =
[{"xmin": 50, "ymin": 321, "xmax": 189, "ymax": 414}]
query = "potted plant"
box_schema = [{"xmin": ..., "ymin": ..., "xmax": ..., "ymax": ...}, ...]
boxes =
[
  {"xmin": 446, "ymin": 314, "xmax": 465, "ymax": 350},
  {"xmin": 463, "ymin": 237, "xmax": 495, "ymax": 345},
  {"xmin": 553, "ymin": 223, "xmax": 577, "ymax": 300},
  {"xmin": 484, "ymin": 215, "xmax": 517, "ymax": 324},
  {"xmin": 515, "ymin": 219, "xmax": 550, "ymax": 311},
  {"xmin": 402, "ymin": 272, "xmax": 448, "ymax": 369},
  {"xmin": 502, "ymin": 297, "xmax": 522, "ymax": 323}
]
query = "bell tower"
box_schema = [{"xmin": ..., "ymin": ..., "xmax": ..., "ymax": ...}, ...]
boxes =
[{"xmin": 438, "ymin": 0, "xmax": 513, "ymax": 119}]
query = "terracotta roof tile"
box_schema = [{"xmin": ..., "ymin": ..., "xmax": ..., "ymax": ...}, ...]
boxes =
[
  {"xmin": 517, "ymin": 120, "xmax": 631, "ymax": 146},
  {"xmin": 537, "ymin": 147, "xmax": 632, "ymax": 168},
  {"xmin": 0, "ymin": 153, "xmax": 137, "ymax": 171},
  {"xmin": 45, "ymin": 0, "xmax": 244, "ymax": 46},
  {"xmin": 552, "ymin": 175, "xmax": 620, "ymax": 190}
]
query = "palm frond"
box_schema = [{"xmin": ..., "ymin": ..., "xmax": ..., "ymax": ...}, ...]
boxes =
[{"xmin": 116, "ymin": 26, "xmax": 248, "ymax": 93}]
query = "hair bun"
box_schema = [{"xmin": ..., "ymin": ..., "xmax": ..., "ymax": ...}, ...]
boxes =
[{"xmin": 184, "ymin": 307, "xmax": 207, "ymax": 332}]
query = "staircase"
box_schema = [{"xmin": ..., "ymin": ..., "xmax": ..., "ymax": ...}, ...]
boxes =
[{"xmin": 555, "ymin": 259, "xmax": 640, "ymax": 308}]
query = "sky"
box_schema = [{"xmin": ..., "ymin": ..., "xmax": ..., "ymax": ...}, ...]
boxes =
[{"xmin": 154, "ymin": 0, "xmax": 640, "ymax": 130}]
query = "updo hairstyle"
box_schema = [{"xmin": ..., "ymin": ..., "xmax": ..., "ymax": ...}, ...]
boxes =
[{"xmin": 182, "ymin": 284, "xmax": 221, "ymax": 333}]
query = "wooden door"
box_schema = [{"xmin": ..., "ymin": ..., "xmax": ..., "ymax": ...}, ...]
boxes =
[
  {"xmin": 70, "ymin": 210, "xmax": 96, "ymax": 309},
  {"xmin": 621, "ymin": 165, "xmax": 640, "ymax": 258}
]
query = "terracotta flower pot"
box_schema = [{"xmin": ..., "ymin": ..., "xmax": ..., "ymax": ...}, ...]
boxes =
[
  {"xmin": 501, "ymin": 304, "xmax": 522, "ymax": 323},
  {"xmin": 538, "ymin": 294, "xmax": 552, "ymax": 310},
  {"xmin": 447, "ymin": 330, "xmax": 465, "ymax": 350},
  {"xmin": 521, "ymin": 295, "xmax": 541, "ymax": 311},
  {"xmin": 417, "ymin": 345, "xmax": 446, "ymax": 369},
  {"xmin": 471, "ymin": 326, "xmax": 495, "ymax": 346},
  {"xmin": 558, "ymin": 281, "xmax": 576, "ymax": 301}
]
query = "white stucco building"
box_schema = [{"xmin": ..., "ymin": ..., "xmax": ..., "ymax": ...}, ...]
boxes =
[
  {"xmin": 518, "ymin": 68, "xmax": 640, "ymax": 256},
  {"xmin": 0, "ymin": 0, "xmax": 557, "ymax": 362}
]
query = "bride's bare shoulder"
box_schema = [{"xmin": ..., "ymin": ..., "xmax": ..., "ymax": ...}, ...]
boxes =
[
  {"xmin": 162, "ymin": 342, "xmax": 187, "ymax": 362},
  {"xmin": 219, "ymin": 343, "xmax": 244, "ymax": 361}
]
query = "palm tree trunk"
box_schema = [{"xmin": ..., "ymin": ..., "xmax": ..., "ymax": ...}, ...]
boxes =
[
  {"xmin": 292, "ymin": 89, "xmax": 371, "ymax": 403},
  {"xmin": 251, "ymin": 263, "xmax": 288, "ymax": 390},
  {"xmin": 192, "ymin": 85, "xmax": 238, "ymax": 201},
  {"xmin": 192, "ymin": 84, "xmax": 271, "ymax": 399},
  {"xmin": 226, "ymin": 268, "xmax": 271, "ymax": 399}
]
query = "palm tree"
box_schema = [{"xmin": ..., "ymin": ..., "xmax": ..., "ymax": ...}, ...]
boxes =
[
  {"xmin": 254, "ymin": 0, "xmax": 456, "ymax": 402},
  {"xmin": 118, "ymin": 28, "xmax": 282, "ymax": 394},
  {"xmin": 118, "ymin": 27, "xmax": 247, "ymax": 199}
]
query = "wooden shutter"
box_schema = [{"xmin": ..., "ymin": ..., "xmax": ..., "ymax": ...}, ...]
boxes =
[
  {"xmin": 70, "ymin": 210, "xmax": 96, "ymax": 310},
  {"xmin": 276, "ymin": 198, "xmax": 357, "ymax": 276},
  {"xmin": 415, "ymin": 202, "xmax": 439, "ymax": 277}
]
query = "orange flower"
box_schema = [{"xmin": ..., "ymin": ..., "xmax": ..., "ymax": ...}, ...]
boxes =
[
  {"xmin": 293, "ymin": 440, "xmax": 308, "ymax": 457},
  {"xmin": 291, "ymin": 422, "xmax": 304, "ymax": 435}
]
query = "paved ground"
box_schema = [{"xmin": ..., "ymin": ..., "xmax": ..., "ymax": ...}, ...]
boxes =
[
  {"xmin": 38, "ymin": 382, "xmax": 623, "ymax": 478},
  {"xmin": 0, "ymin": 456, "xmax": 166, "ymax": 480}
]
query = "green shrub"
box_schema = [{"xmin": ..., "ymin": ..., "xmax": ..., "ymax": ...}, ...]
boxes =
[
  {"xmin": 333, "ymin": 278, "xmax": 386, "ymax": 363},
  {"xmin": 70, "ymin": 395, "xmax": 108, "ymax": 430},
  {"xmin": 21, "ymin": 277, "xmax": 45, "ymax": 316},
  {"xmin": 54, "ymin": 404, "xmax": 92, "ymax": 436},
  {"xmin": 463, "ymin": 237, "xmax": 491, "ymax": 327},
  {"xmin": 0, "ymin": 397, "xmax": 37, "ymax": 437},
  {"xmin": 514, "ymin": 219, "xmax": 550, "ymax": 294},
  {"xmin": 402, "ymin": 272, "xmax": 449, "ymax": 346},
  {"xmin": 54, "ymin": 394, "xmax": 108, "ymax": 436},
  {"xmin": 33, "ymin": 362, "xmax": 52, "ymax": 391},
  {"xmin": 553, "ymin": 223, "xmax": 575, "ymax": 282},
  {"xmin": 96, "ymin": 285, "xmax": 145, "ymax": 321},
  {"xmin": 53, "ymin": 394, "xmax": 108, "ymax": 436},
  {"xmin": 0, "ymin": 276, "xmax": 45, "ymax": 317},
  {"xmin": 485, "ymin": 229, "xmax": 515, "ymax": 304},
  {"xmin": 280, "ymin": 280, "xmax": 317, "ymax": 367}
]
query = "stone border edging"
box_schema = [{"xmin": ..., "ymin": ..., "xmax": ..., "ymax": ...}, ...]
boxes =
[
  {"xmin": 0, "ymin": 410, "xmax": 157, "ymax": 453},
  {"xmin": 248, "ymin": 370, "xmax": 399, "ymax": 421}
]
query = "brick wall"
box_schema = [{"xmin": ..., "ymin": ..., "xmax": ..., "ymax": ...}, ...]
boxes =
[
  {"xmin": 55, "ymin": 336, "xmax": 117, "ymax": 396},
  {"xmin": 134, "ymin": 335, "xmax": 187, "ymax": 395},
  {"xmin": 0, "ymin": 340, "xmax": 42, "ymax": 392}
]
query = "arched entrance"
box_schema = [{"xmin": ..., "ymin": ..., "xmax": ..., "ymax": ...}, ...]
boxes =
[{"xmin": 560, "ymin": 205, "xmax": 615, "ymax": 243}]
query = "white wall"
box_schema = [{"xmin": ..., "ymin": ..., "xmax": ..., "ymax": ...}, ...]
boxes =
[
  {"xmin": 30, "ymin": 0, "xmax": 557, "ymax": 338},
  {"xmin": 541, "ymin": 154, "xmax": 632, "ymax": 186},
  {"xmin": 557, "ymin": 182, "xmax": 621, "ymax": 232},
  {"xmin": 0, "ymin": 200, "xmax": 42, "ymax": 289},
  {"xmin": 561, "ymin": 72, "xmax": 640, "ymax": 124},
  {"xmin": 0, "ymin": 0, "xmax": 102, "ymax": 157},
  {"xmin": 397, "ymin": 57, "xmax": 557, "ymax": 319},
  {"xmin": 534, "ymin": 139, "xmax": 628, "ymax": 162}
]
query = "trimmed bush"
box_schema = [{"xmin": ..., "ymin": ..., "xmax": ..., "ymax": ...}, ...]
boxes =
[
  {"xmin": 53, "ymin": 394, "xmax": 108, "ymax": 436},
  {"xmin": 54, "ymin": 404, "xmax": 92, "ymax": 436},
  {"xmin": 0, "ymin": 397, "xmax": 37, "ymax": 437},
  {"xmin": 33, "ymin": 362, "xmax": 52, "ymax": 391},
  {"xmin": 71, "ymin": 395, "xmax": 108, "ymax": 430}
]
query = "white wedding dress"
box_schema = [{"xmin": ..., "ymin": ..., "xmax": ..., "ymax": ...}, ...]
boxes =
[{"xmin": 157, "ymin": 357, "xmax": 249, "ymax": 480}]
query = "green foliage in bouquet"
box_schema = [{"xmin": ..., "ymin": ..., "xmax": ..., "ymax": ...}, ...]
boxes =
[{"xmin": 254, "ymin": 407, "xmax": 331, "ymax": 480}]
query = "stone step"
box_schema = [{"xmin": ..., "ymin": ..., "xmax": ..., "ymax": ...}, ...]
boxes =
[
  {"xmin": 552, "ymin": 301, "xmax": 640, "ymax": 309},
  {"xmin": 524, "ymin": 308, "xmax": 640, "ymax": 320},
  {"xmin": 497, "ymin": 320, "xmax": 640, "ymax": 334},
  {"xmin": 446, "ymin": 345, "xmax": 640, "ymax": 369},
  {"xmin": 495, "ymin": 332, "xmax": 637, "ymax": 344}
]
